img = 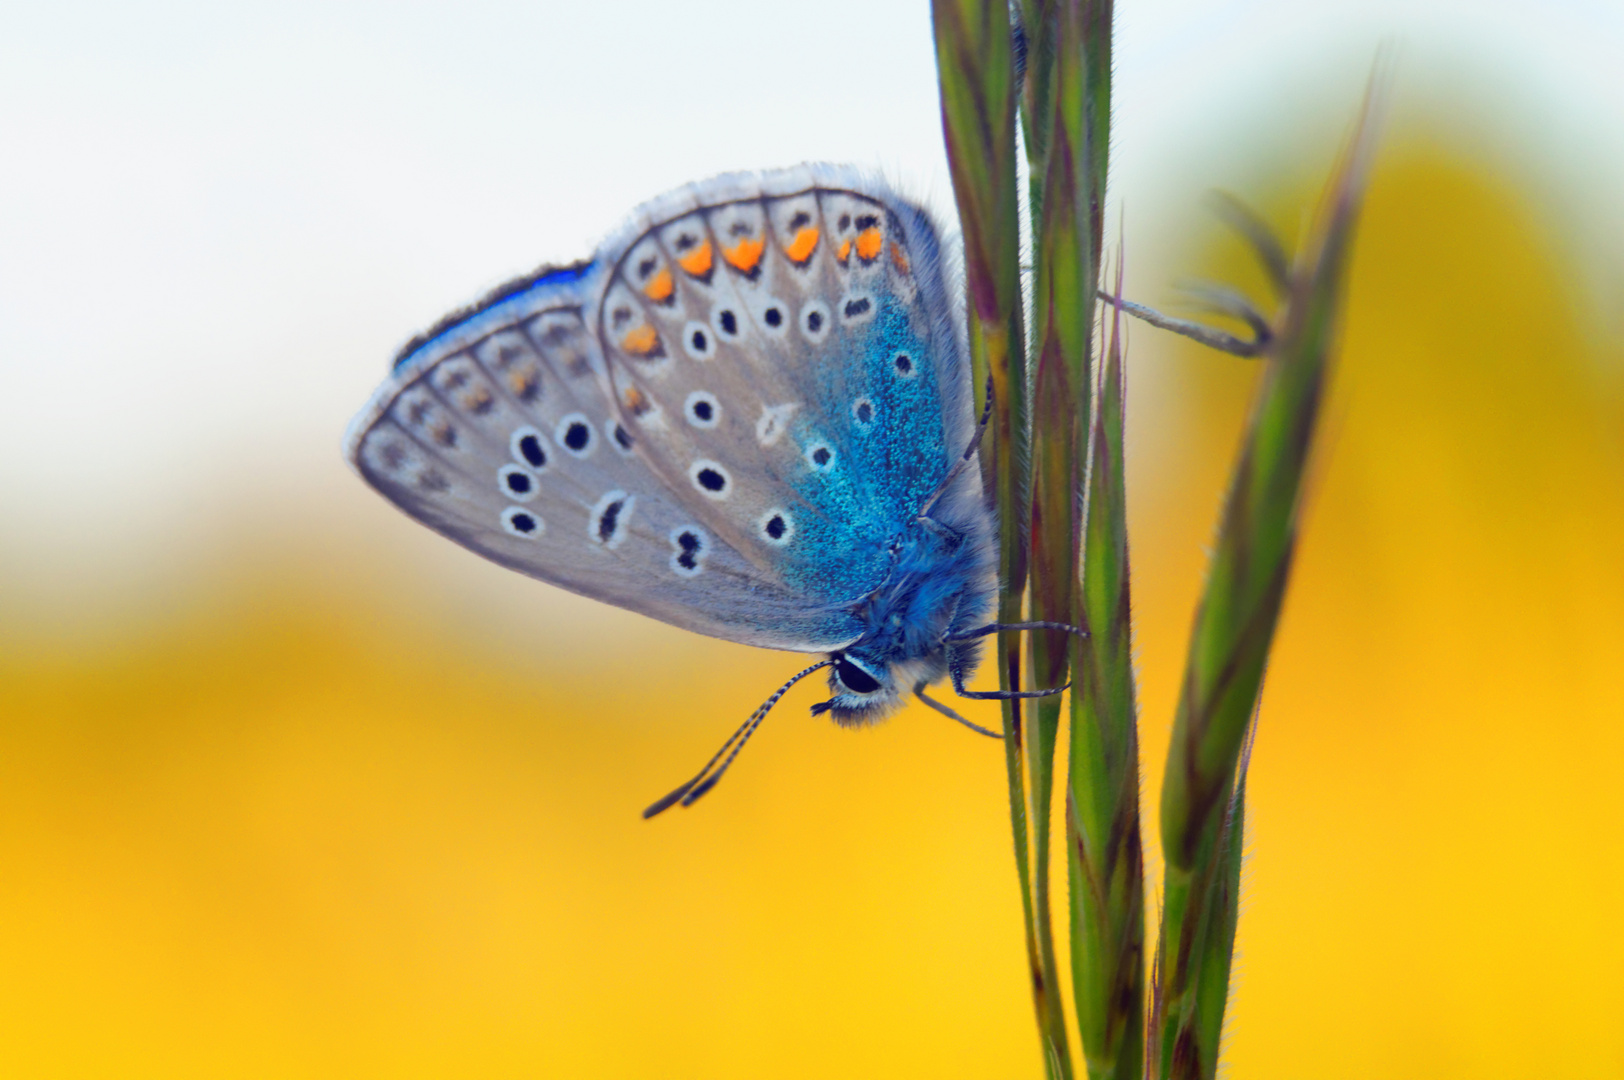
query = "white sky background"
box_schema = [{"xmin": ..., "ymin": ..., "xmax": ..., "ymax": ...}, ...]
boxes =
[{"xmin": 0, "ymin": 0, "xmax": 1619, "ymax": 620}]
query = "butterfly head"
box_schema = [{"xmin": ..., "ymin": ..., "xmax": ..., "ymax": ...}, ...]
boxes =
[{"xmin": 811, "ymin": 650, "xmax": 950, "ymax": 727}]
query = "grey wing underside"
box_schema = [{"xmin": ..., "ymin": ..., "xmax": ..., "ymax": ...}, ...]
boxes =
[
  {"xmin": 343, "ymin": 166, "xmax": 980, "ymax": 656},
  {"xmin": 342, "ymin": 268, "xmax": 862, "ymax": 653}
]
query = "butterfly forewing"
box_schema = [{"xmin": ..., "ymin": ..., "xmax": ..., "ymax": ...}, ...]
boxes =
[{"xmin": 345, "ymin": 270, "xmax": 858, "ymax": 652}]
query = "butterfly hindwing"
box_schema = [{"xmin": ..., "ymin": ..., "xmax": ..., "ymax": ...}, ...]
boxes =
[{"xmin": 594, "ymin": 167, "xmax": 979, "ymax": 610}]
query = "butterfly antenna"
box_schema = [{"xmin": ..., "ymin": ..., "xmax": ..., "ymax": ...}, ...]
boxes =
[{"xmin": 642, "ymin": 659, "xmax": 834, "ymax": 819}]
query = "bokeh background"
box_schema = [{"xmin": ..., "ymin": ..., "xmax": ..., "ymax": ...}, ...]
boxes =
[{"xmin": 2, "ymin": 2, "xmax": 1621, "ymax": 1077}]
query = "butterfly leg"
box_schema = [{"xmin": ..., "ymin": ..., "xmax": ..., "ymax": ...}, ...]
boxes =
[
  {"xmin": 945, "ymin": 620, "xmax": 1088, "ymax": 644},
  {"xmin": 1096, "ymin": 290, "xmax": 1271, "ymax": 357},
  {"xmin": 944, "ymin": 621, "xmax": 1087, "ymax": 700},
  {"xmin": 914, "ymin": 685, "xmax": 1003, "ymax": 738},
  {"xmin": 951, "ymin": 669, "xmax": 1069, "ymax": 700}
]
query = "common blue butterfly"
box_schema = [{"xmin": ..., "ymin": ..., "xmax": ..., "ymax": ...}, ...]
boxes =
[{"xmin": 344, "ymin": 166, "xmax": 1073, "ymax": 815}]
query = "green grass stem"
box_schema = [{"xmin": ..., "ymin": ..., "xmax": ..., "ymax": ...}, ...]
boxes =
[
  {"xmin": 1151, "ymin": 81, "xmax": 1384, "ymax": 1080},
  {"xmin": 932, "ymin": 3, "xmax": 1062, "ymax": 1074}
]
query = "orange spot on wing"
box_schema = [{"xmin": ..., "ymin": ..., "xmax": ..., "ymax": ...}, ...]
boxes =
[
  {"xmin": 889, "ymin": 241, "xmax": 910, "ymax": 274},
  {"xmin": 622, "ymin": 385, "xmax": 651, "ymax": 416},
  {"xmin": 856, "ymin": 226, "xmax": 883, "ymax": 262},
  {"xmin": 837, "ymin": 239, "xmax": 852, "ymax": 263},
  {"xmin": 783, "ymin": 226, "xmax": 819, "ymax": 264},
  {"xmin": 621, "ymin": 325, "xmax": 660, "ymax": 355},
  {"xmin": 642, "ymin": 266, "xmax": 674, "ymax": 302},
  {"xmin": 677, "ymin": 240, "xmax": 713, "ymax": 277},
  {"xmin": 723, "ymin": 235, "xmax": 765, "ymax": 274}
]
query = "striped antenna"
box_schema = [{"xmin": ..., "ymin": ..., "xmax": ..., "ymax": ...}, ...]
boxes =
[{"xmin": 642, "ymin": 659, "xmax": 835, "ymax": 819}]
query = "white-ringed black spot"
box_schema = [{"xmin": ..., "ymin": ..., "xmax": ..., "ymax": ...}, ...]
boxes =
[
  {"xmin": 669, "ymin": 526, "xmax": 708, "ymax": 578},
  {"xmin": 759, "ymin": 509, "xmax": 794, "ymax": 546},
  {"xmin": 509, "ymin": 426, "xmax": 550, "ymax": 470},
  {"xmin": 589, "ymin": 490, "xmax": 635, "ymax": 550},
  {"xmin": 556, "ymin": 413, "xmax": 595, "ymax": 458},
  {"xmin": 807, "ymin": 443, "xmax": 835, "ymax": 470},
  {"xmin": 682, "ymin": 320, "xmax": 716, "ymax": 360},
  {"xmin": 689, "ymin": 459, "xmax": 731, "ymax": 499},
  {"xmin": 748, "ymin": 294, "xmax": 788, "ymax": 337},
  {"xmin": 497, "ymin": 464, "xmax": 538, "ymax": 501},
  {"xmin": 714, "ymin": 308, "xmax": 740, "ymax": 339},
  {"xmin": 892, "ymin": 350, "xmax": 916, "ymax": 377},
  {"xmin": 607, "ymin": 420, "xmax": 636, "ymax": 455},
  {"xmin": 800, "ymin": 299, "xmax": 832, "ymax": 344},
  {"xmin": 685, "ymin": 390, "xmax": 721, "ymax": 429},
  {"xmin": 852, "ymin": 397, "xmax": 875, "ymax": 425},
  {"xmin": 501, "ymin": 506, "xmax": 544, "ymax": 538}
]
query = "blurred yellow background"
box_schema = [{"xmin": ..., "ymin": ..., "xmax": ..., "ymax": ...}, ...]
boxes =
[{"xmin": 2, "ymin": 3, "xmax": 1621, "ymax": 1077}]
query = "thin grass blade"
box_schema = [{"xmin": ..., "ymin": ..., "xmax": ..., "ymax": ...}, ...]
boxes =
[{"xmin": 1151, "ymin": 75, "xmax": 1387, "ymax": 1080}]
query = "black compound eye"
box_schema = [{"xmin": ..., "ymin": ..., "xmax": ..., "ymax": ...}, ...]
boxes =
[{"xmin": 836, "ymin": 657, "xmax": 881, "ymax": 695}]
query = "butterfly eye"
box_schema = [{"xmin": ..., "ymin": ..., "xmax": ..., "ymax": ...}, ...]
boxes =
[{"xmin": 836, "ymin": 657, "xmax": 882, "ymax": 695}]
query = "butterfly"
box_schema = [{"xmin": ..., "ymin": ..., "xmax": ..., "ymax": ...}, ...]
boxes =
[{"xmin": 344, "ymin": 165, "xmax": 1077, "ymax": 816}]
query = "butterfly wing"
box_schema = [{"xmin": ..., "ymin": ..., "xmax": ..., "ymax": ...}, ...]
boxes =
[
  {"xmin": 344, "ymin": 167, "xmax": 981, "ymax": 654},
  {"xmin": 344, "ymin": 263, "xmax": 860, "ymax": 651},
  {"xmin": 592, "ymin": 166, "xmax": 983, "ymax": 605}
]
